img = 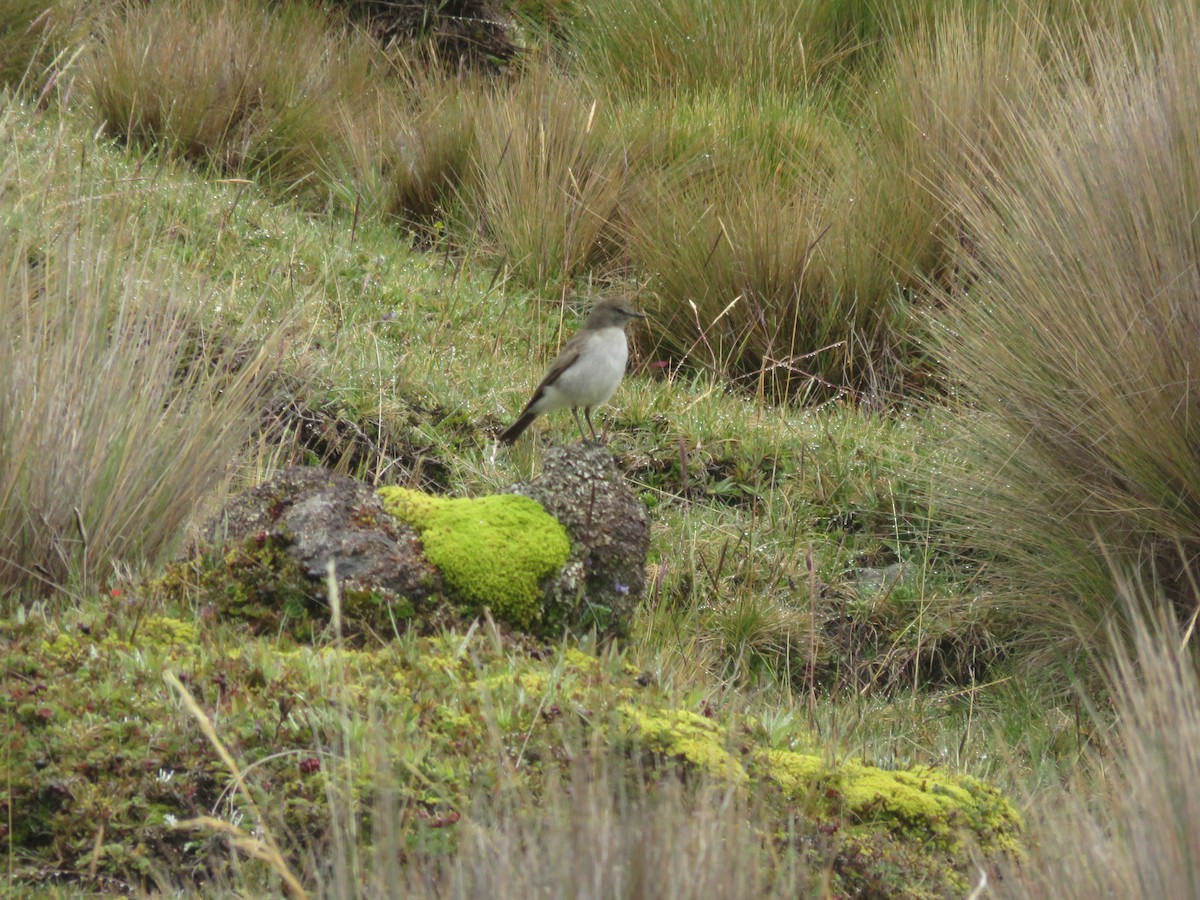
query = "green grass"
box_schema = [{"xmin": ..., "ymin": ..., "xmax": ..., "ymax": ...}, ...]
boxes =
[{"xmin": 0, "ymin": 0, "xmax": 94, "ymax": 92}]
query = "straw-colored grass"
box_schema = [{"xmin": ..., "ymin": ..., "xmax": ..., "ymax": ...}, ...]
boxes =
[
  {"xmin": 999, "ymin": 588, "xmax": 1200, "ymax": 898},
  {"xmin": 929, "ymin": 1, "xmax": 1200, "ymax": 659},
  {"xmin": 83, "ymin": 0, "xmax": 382, "ymax": 207},
  {"xmin": 459, "ymin": 69, "xmax": 628, "ymax": 287},
  {"xmin": 0, "ymin": 111, "xmax": 283, "ymax": 597},
  {"xmin": 0, "ymin": 0, "xmax": 90, "ymax": 90}
]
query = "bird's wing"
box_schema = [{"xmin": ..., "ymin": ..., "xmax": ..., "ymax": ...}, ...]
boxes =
[{"xmin": 521, "ymin": 337, "xmax": 584, "ymax": 412}]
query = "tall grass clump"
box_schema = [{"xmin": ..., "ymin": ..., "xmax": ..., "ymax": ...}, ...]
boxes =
[
  {"xmin": 379, "ymin": 67, "xmax": 480, "ymax": 234},
  {"xmin": 0, "ymin": 117, "xmax": 281, "ymax": 598},
  {"xmin": 929, "ymin": 3, "xmax": 1200, "ymax": 660},
  {"xmin": 852, "ymin": 8, "xmax": 1062, "ymax": 295},
  {"xmin": 562, "ymin": 0, "xmax": 969, "ymax": 98},
  {"xmin": 84, "ymin": 0, "xmax": 381, "ymax": 207},
  {"xmin": 622, "ymin": 95, "xmax": 908, "ymax": 399},
  {"xmin": 461, "ymin": 70, "xmax": 629, "ymax": 286},
  {"xmin": 630, "ymin": 165, "xmax": 862, "ymax": 399},
  {"xmin": 564, "ymin": 0, "xmax": 819, "ymax": 97},
  {"xmin": 0, "ymin": 0, "xmax": 90, "ymax": 91},
  {"xmin": 999, "ymin": 590, "xmax": 1200, "ymax": 898}
]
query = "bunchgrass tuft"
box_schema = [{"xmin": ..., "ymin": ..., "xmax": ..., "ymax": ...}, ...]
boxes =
[
  {"xmin": 459, "ymin": 68, "xmax": 628, "ymax": 287},
  {"xmin": 562, "ymin": 0, "xmax": 913, "ymax": 98},
  {"xmin": 928, "ymin": 1, "xmax": 1200, "ymax": 663},
  {"xmin": 0, "ymin": 112, "xmax": 283, "ymax": 598},
  {"xmin": 83, "ymin": 0, "xmax": 382, "ymax": 208}
]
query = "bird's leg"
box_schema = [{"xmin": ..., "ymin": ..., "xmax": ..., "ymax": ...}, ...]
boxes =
[
  {"xmin": 584, "ymin": 407, "xmax": 599, "ymax": 444},
  {"xmin": 571, "ymin": 407, "xmax": 589, "ymax": 443}
]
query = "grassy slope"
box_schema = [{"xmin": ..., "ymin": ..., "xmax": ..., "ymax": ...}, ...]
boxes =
[
  {"xmin": 0, "ymin": 97, "xmax": 1050, "ymax": 893},
  {"xmin": 6, "ymin": 0, "xmax": 1200, "ymax": 895}
]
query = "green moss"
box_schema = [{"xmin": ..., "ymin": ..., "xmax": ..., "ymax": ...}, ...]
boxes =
[
  {"xmin": 136, "ymin": 615, "xmax": 198, "ymax": 645},
  {"xmin": 762, "ymin": 747, "xmax": 826, "ymax": 796},
  {"xmin": 757, "ymin": 748, "xmax": 1022, "ymax": 856},
  {"xmin": 380, "ymin": 487, "xmax": 571, "ymax": 632},
  {"xmin": 619, "ymin": 705, "xmax": 748, "ymax": 783},
  {"xmin": 836, "ymin": 760, "xmax": 1021, "ymax": 853},
  {"xmin": 3, "ymin": 607, "xmax": 1023, "ymax": 893}
]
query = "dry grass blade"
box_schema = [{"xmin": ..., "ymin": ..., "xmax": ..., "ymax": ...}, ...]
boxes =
[
  {"xmin": 997, "ymin": 579, "xmax": 1200, "ymax": 898},
  {"xmin": 164, "ymin": 671, "xmax": 308, "ymax": 899},
  {"xmin": 398, "ymin": 756, "xmax": 808, "ymax": 898},
  {"xmin": 928, "ymin": 0, "xmax": 1200, "ymax": 664}
]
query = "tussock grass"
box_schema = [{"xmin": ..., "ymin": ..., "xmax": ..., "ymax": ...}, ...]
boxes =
[
  {"xmin": 628, "ymin": 164, "xmax": 867, "ymax": 400},
  {"xmin": 855, "ymin": 8, "xmax": 1064, "ymax": 290},
  {"xmin": 379, "ymin": 68, "xmax": 480, "ymax": 233},
  {"xmin": 929, "ymin": 1, "xmax": 1200, "ymax": 661},
  {"xmin": 0, "ymin": 112, "xmax": 283, "ymax": 598},
  {"xmin": 565, "ymin": 0, "xmax": 822, "ymax": 97},
  {"xmin": 562, "ymin": 0, "xmax": 971, "ymax": 98},
  {"xmin": 84, "ymin": 0, "xmax": 381, "ymax": 207},
  {"xmin": 1000, "ymin": 590, "xmax": 1200, "ymax": 898},
  {"xmin": 461, "ymin": 69, "xmax": 628, "ymax": 287}
]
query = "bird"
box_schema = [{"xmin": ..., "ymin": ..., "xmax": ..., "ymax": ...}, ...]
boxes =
[{"xmin": 499, "ymin": 297, "xmax": 646, "ymax": 445}]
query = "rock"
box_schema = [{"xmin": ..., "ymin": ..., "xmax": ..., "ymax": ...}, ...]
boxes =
[
  {"xmin": 181, "ymin": 452, "xmax": 649, "ymax": 642},
  {"xmin": 197, "ymin": 466, "xmax": 441, "ymax": 635},
  {"xmin": 508, "ymin": 442, "xmax": 650, "ymax": 637}
]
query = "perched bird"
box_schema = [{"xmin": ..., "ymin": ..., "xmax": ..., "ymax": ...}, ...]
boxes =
[{"xmin": 499, "ymin": 297, "xmax": 646, "ymax": 444}]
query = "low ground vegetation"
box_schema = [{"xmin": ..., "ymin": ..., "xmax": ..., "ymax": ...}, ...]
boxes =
[{"xmin": 3, "ymin": 0, "xmax": 1200, "ymax": 895}]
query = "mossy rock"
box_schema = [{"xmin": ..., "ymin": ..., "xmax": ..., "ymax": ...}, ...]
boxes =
[
  {"xmin": 508, "ymin": 442, "xmax": 651, "ymax": 637},
  {"xmin": 158, "ymin": 467, "xmax": 442, "ymax": 640},
  {"xmin": 380, "ymin": 486, "xmax": 571, "ymax": 634}
]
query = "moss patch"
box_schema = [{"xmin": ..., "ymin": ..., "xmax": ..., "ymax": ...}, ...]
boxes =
[
  {"xmin": 619, "ymin": 705, "xmax": 749, "ymax": 783},
  {"xmin": 2, "ymin": 607, "xmax": 1021, "ymax": 895},
  {"xmin": 760, "ymin": 749, "xmax": 1021, "ymax": 856},
  {"xmin": 380, "ymin": 487, "xmax": 571, "ymax": 632}
]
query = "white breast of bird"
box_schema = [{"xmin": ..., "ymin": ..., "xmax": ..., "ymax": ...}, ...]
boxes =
[{"xmin": 543, "ymin": 326, "xmax": 629, "ymax": 410}]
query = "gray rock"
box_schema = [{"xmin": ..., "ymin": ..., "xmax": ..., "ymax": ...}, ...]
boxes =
[
  {"xmin": 204, "ymin": 466, "xmax": 441, "ymax": 621},
  {"xmin": 509, "ymin": 442, "xmax": 650, "ymax": 636}
]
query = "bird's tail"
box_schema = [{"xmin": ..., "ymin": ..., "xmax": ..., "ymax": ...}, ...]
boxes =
[{"xmin": 499, "ymin": 411, "xmax": 538, "ymax": 444}]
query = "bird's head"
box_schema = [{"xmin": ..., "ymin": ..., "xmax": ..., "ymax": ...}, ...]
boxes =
[{"xmin": 586, "ymin": 297, "xmax": 647, "ymax": 330}]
